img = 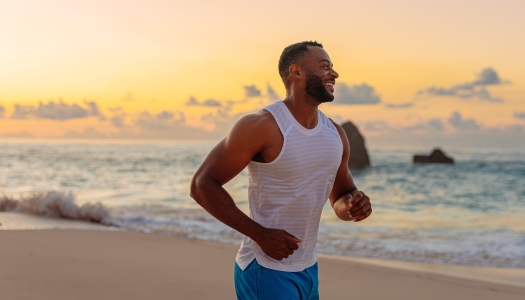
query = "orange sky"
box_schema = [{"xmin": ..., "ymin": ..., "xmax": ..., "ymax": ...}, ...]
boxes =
[{"xmin": 1, "ymin": 0, "xmax": 524, "ymax": 147}]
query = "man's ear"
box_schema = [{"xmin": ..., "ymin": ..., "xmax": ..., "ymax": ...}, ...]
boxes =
[{"xmin": 289, "ymin": 64, "xmax": 303, "ymax": 80}]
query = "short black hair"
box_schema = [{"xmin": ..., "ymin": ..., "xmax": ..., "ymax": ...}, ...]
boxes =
[{"xmin": 278, "ymin": 41, "xmax": 323, "ymax": 85}]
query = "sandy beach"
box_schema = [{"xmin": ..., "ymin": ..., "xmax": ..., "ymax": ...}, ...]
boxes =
[{"xmin": 1, "ymin": 214, "xmax": 524, "ymax": 300}]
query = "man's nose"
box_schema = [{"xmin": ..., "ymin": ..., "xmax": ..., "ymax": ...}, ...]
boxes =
[{"xmin": 331, "ymin": 69, "xmax": 339, "ymax": 78}]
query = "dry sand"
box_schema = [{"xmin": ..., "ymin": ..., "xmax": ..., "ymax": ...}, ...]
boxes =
[{"xmin": 1, "ymin": 214, "xmax": 524, "ymax": 299}]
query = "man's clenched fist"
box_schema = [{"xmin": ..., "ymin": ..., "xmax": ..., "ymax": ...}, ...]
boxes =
[
  {"xmin": 342, "ymin": 191, "xmax": 372, "ymax": 222},
  {"xmin": 255, "ymin": 228, "xmax": 302, "ymax": 260}
]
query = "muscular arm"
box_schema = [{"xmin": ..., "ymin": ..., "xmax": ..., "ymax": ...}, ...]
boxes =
[
  {"xmin": 190, "ymin": 112, "xmax": 301, "ymax": 260},
  {"xmin": 329, "ymin": 120, "xmax": 372, "ymax": 222},
  {"xmin": 191, "ymin": 115, "xmax": 266, "ymax": 239}
]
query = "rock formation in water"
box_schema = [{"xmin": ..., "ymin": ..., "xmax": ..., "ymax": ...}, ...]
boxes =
[
  {"xmin": 341, "ymin": 122, "xmax": 370, "ymax": 169},
  {"xmin": 413, "ymin": 148, "xmax": 454, "ymax": 164}
]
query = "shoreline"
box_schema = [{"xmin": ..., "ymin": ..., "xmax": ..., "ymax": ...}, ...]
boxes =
[
  {"xmin": 1, "ymin": 212, "xmax": 525, "ymax": 296},
  {"xmin": 2, "ymin": 211, "xmax": 525, "ymax": 287},
  {"xmin": 1, "ymin": 229, "xmax": 524, "ymax": 300},
  {"xmin": 0, "ymin": 212, "xmax": 525, "ymax": 287},
  {"xmin": 318, "ymin": 254, "xmax": 525, "ymax": 288}
]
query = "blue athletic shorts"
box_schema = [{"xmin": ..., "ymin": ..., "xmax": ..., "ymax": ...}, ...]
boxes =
[{"xmin": 234, "ymin": 259, "xmax": 319, "ymax": 300}]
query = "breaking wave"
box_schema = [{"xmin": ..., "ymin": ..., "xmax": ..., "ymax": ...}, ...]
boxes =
[
  {"xmin": 2, "ymin": 191, "xmax": 524, "ymax": 268},
  {"xmin": 0, "ymin": 191, "xmax": 111, "ymax": 225}
]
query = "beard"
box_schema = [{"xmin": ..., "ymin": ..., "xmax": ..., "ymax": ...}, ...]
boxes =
[{"xmin": 305, "ymin": 71, "xmax": 334, "ymax": 103}]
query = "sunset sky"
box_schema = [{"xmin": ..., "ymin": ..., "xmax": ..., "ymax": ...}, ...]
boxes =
[{"xmin": 1, "ymin": 0, "xmax": 524, "ymax": 148}]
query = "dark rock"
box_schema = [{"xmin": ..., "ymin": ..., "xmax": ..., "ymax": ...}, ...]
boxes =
[
  {"xmin": 341, "ymin": 122, "xmax": 370, "ymax": 169},
  {"xmin": 413, "ymin": 148, "xmax": 454, "ymax": 164}
]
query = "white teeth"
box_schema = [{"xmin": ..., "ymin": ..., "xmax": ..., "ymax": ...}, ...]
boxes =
[{"xmin": 325, "ymin": 83, "xmax": 334, "ymax": 86}]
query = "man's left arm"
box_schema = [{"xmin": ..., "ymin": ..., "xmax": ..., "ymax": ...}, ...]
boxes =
[{"xmin": 329, "ymin": 121, "xmax": 372, "ymax": 222}]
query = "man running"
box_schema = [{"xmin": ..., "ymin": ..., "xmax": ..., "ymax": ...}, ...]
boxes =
[{"xmin": 190, "ymin": 41, "xmax": 372, "ymax": 299}]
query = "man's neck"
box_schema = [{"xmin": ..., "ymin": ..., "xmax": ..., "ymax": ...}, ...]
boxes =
[{"xmin": 283, "ymin": 91, "xmax": 320, "ymax": 129}]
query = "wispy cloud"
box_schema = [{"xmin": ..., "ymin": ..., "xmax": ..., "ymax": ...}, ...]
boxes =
[
  {"xmin": 418, "ymin": 68, "xmax": 509, "ymax": 102},
  {"xmin": 110, "ymin": 115, "xmax": 126, "ymax": 128},
  {"xmin": 63, "ymin": 127, "xmax": 108, "ymax": 138},
  {"xmin": 100, "ymin": 84, "xmax": 280, "ymax": 138},
  {"xmin": 362, "ymin": 118, "xmax": 444, "ymax": 133},
  {"xmin": 514, "ymin": 112, "xmax": 525, "ymax": 120},
  {"xmin": 405, "ymin": 118, "xmax": 445, "ymax": 132},
  {"xmin": 194, "ymin": 84, "xmax": 281, "ymax": 126},
  {"xmin": 108, "ymin": 107, "xmax": 127, "ymax": 128},
  {"xmin": 448, "ymin": 111, "xmax": 480, "ymax": 130},
  {"xmin": 334, "ymin": 83, "xmax": 381, "ymax": 105},
  {"xmin": 244, "ymin": 85, "xmax": 262, "ymax": 98},
  {"xmin": 357, "ymin": 120, "xmax": 524, "ymax": 148},
  {"xmin": 10, "ymin": 100, "xmax": 104, "ymax": 121},
  {"xmin": 0, "ymin": 131, "xmax": 34, "ymax": 138},
  {"xmin": 385, "ymin": 102, "xmax": 414, "ymax": 109},
  {"xmin": 363, "ymin": 121, "xmax": 390, "ymax": 131},
  {"xmin": 267, "ymin": 84, "xmax": 281, "ymax": 102},
  {"xmin": 200, "ymin": 107, "xmax": 231, "ymax": 123},
  {"xmin": 134, "ymin": 110, "xmax": 186, "ymax": 131},
  {"xmin": 185, "ymin": 97, "xmax": 222, "ymax": 107}
]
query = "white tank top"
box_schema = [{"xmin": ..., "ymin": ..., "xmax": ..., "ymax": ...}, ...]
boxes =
[{"xmin": 235, "ymin": 101, "xmax": 344, "ymax": 272}]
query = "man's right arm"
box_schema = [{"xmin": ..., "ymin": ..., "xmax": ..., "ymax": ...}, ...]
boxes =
[{"xmin": 190, "ymin": 113, "xmax": 301, "ymax": 261}]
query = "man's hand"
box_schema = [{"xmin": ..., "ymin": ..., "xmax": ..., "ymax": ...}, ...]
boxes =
[
  {"xmin": 254, "ymin": 228, "xmax": 302, "ymax": 261},
  {"xmin": 342, "ymin": 191, "xmax": 372, "ymax": 222}
]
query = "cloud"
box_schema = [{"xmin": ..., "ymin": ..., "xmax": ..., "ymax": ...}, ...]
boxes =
[
  {"xmin": 10, "ymin": 100, "xmax": 104, "ymax": 121},
  {"xmin": 188, "ymin": 84, "xmax": 281, "ymax": 126},
  {"xmin": 346, "ymin": 116, "xmax": 524, "ymax": 149},
  {"xmin": 0, "ymin": 131, "xmax": 34, "ymax": 138},
  {"xmin": 244, "ymin": 85, "xmax": 262, "ymax": 98},
  {"xmin": 448, "ymin": 112, "xmax": 480, "ymax": 130},
  {"xmin": 267, "ymin": 84, "xmax": 281, "ymax": 102},
  {"xmin": 185, "ymin": 97, "xmax": 222, "ymax": 107},
  {"xmin": 200, "ymin": 106, "xmax": 231, "ymax": 123},
  {"xmin": 63, "ymin": 127, "xmax": 108, "ymax": 138},
  {"xmin": 406, "ymin": 118, "xmax": 445, "ymax": 132},
  {"xmin": 122, "ymin": 92, "xmax": 136, "ymax": 102},
  {"xmin": 187, "ymin": 84, "xmax": 280, "ymax": 114},
  {"xmin": 334, "ymin": 83, "xmax": 381, "ymax": 105},
  {"xmin": 385, "ymin": 102, "xmax": 414, "ymax": 109},
  {"xmin": 361, "ymin": 118, "xmax": 444, "ymax": 133},
  {"xmin": 110, "ymin": 115, "xmax": 126, "ymax": 128},
  {"xmin": 0, "ymin": 105, "xmax": 5, "ymax": 118},
  {"xmin": 363, "ymin": 121, "xmax": 391, "ymax": 131},
  {"xmin": 499, "ymin": 124, "xmax": 524, "ymax": 134},
  {"xmin": 418, "ymin": 68, "xmax": 509, "ymax": 102},
  {"xmin": 134, "ymin": 110, "xmax": 186, "ymax": 131},
  {"xmin": 365, "ymin": 123, "xmax": 524, "ymax": 149},
  {"xmin": 100, "ymin": 83, "xmax": 284, "ymax": 140},
  {"xmin": 471, "ymin": 68, "xmax": 505, "ymax": 86},
  {"xmin": 85, "ymin": 101, "xmax": 105, "ymax": 120},
  {"xmin": 107, "ymin": 106, "xmax": 128, "ymax": 127},
  {"xmin": 61, "ymin": 112, "xmax": 221, "ymax": 140},
  {"xmin": 109, "ymin": 107, "xmax": 123, "ymax": 112},
  {"xmin": 514, "ymin": 112, "xmax": 525, "ymax": 120},
  {"xmin": 427, "ymin": 118, "xmax": 445, "ymax": 131}
]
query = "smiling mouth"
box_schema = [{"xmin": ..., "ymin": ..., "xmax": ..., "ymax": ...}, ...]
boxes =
[{"xmin": 325, "ymin": 81, "xmax": 335, "ymax": 91}]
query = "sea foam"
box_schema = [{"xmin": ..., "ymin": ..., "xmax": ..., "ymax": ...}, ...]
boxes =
[{"xmin": 0, "ymin": 191, "xmax": 111, "ymax": 225}]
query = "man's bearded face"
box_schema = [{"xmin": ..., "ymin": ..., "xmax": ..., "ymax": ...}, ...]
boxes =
[{"xmin": 305, "ymin": 71, "xmax": 334, "ymax": 103}]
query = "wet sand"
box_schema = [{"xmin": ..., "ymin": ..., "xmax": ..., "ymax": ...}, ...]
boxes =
[{"xmin": 1, "ymin": 227, "xmax": 524, "ymax": 300}]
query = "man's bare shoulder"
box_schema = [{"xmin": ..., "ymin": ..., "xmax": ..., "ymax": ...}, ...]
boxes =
[
  {"xmin": 329, "ymin": 119, "xmax": 350, "ymax": 150},
  {"xmin": 230, "ymin": 109, "xmax": 279, "ymax": 138},
  {"xmin": 224, "ymin": 109, "xmax": 281, "ymax": 161},
  {"xmin": 329, "ymin": 119, "xmax": 345, "ymax": 137}
]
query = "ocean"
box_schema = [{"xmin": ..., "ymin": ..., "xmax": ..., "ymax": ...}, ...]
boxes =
[{"xmin": 1, "ymin": 139, "xmax": 524, "ymax": 268}]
